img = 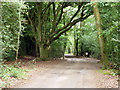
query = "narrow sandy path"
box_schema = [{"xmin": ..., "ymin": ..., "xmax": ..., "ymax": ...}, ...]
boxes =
[{"xmin": 12, "ymin": 56, "xmax": 101, "ymax": 88}]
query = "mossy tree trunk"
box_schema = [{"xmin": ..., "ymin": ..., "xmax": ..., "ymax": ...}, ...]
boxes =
[
  {"xmin": 92, "ymin": 1, "xmax": 109, "ymax": 68},
  {"xmin": 39, "ymin": 45, "xmax": 48, "ymax": 59}
]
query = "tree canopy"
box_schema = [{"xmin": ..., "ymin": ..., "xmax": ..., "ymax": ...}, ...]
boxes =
[{"xmin": 0, "ymin": 1, "xmax": 120, "ymax": 68}]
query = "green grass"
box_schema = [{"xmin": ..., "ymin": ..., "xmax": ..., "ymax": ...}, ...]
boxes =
[{"xmin": 99, "ymin": 69, "xmax": 119, "ymax": 76}]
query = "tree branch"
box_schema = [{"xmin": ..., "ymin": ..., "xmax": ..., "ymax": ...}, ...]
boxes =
[
  {"xmin": 42, "ymin": 2, "xmax": 52, "ymax": 16},
  {"xmin": 52, "ymin": 2, "xmax": 56, "ymax": 32},
  {"xmin": 27, "ymin": 12, "xmax": 37, "ymax": 43},
  {"xmin": 56, "ymin": 7, "xmax": 63, "ymax": 26},
  {"xmin": 70, "ymin": 3, "xmax": 81, "ymax": 22},
  {"xmin": 50, "ymin": 3, "xmax": 83, "ymax": 38},
  {"xmin": 49, "ymin": 14, "xmax": 91, "ymax": 44},
  {"xmin": 55, "ymin": 3, "xmax": 70, "ymax": 26}
]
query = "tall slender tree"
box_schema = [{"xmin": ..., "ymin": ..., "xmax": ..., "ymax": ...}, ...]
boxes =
[
  {"xmin": 92, "ymin": 1, "xmax": 109, "ymax": 68},
  {"xmin": 0, "ymin": 2, "xmax": 2, "ymax": 62},
  {"xmin": 16, "ymin": 0, "xmax": 22, "ymax": 62}
]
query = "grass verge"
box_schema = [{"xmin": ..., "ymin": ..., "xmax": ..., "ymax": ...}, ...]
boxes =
[{"xmin": 0, "ymin": 64, "xmax": 29, "ymax": 88}]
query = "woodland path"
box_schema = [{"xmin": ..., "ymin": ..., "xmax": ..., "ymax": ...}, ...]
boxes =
[{"xmin": 12, "ymin": 54, "xmax": 102, "ymax": 88}]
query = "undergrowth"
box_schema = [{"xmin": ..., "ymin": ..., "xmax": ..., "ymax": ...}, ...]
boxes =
[
  {"xmin": 99, "ymin": 69, "xmax": 119, "ymax": 76},
  {"xmin": 0, "ymin": 64, "xmax": 29, "ymax": 88}
]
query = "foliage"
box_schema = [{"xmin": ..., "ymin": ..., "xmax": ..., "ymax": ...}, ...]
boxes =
[
  {"xmin": 26, "ymin": 2, "xmax": 93, "ymax": 58},
  {"xmin": 1, "ymin": 2, "xmax": 27, "ymax": 60},
  {"xmin": 0, "ymin": 64, "xmax": 28, "ymax": 87},
  {"xmin": 99, "ymin": 69, "xmax": 119, "ymax": 76},
  {"xmin": 48, "ymin": 37, "xmax": 65, "ymax": 59},
  {"xmin": 0, "ymin": 2, "xmax": 120, "ymax": 87},
  {"xmin": 80, "ymin": 16, "xmax": 101, "ymax": 58},
  {"xmin": 0, "ymin": 1, "xmax": 27, "ymax": 87},
  {"xmin": 99, "ymin": 2, "xmax": 120, "ymax": 69},
  {"xmin": 65, "ymin": 30, "xmax": 74, "ymax": 54},
  {"xmin": 65, "ymin": 16, "xmax": 101, "ymax": 58}
]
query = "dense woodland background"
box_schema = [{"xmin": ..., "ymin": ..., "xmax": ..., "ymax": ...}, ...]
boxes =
[{"xmin": 0, "ymin": 1, "xmax": 120, "ymax": 86}]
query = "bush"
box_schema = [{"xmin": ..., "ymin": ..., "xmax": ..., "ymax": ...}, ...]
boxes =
[
  {"xmin": 48, "ymin": 38, "xmax": 65, "ymax": 59},
  {"xmin": 1, "ymin": 2, "xmax": 27, "ymax": 60}
]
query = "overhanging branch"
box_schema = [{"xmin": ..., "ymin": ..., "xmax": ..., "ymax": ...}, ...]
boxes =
[
  {"xmin": 49, "ymin": 14, "xmax": 91, "ymax": 44},
  {"xmin": 56, "ymin": 7, "xmax": 63, "ymax": 26},
  {"xmin": 50, "ymin": 3, "xmax": 83, "ymax": 38}
]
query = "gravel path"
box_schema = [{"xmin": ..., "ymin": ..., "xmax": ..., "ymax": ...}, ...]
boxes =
[{"xmin": 10, "ymin": 55, "xmax": 118, "ymax": 88}]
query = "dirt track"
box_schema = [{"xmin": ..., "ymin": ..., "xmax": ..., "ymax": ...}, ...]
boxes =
[{"xmin": 11, "ymin": 55, "xmax": 103, "ymax": 88}]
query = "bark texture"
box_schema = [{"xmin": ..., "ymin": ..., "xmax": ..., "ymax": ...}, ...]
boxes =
[{"xmin": 92, "ymin": 1, "xmax": 109, "ymax": 68}]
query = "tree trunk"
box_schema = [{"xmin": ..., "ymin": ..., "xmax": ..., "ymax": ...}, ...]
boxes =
[
  {"xmin": 74, "ymin": 37, "xmax": 79, "ymax": 56},
  {"xmin": 35, "ymin": 41, "xmax": 38, "ymax": 57},
  {"xmin": 27, "ymin": 11, "xmax": 38, "ymax": 58},
  {"xmin": 80, "ymin": 43, "xmax": 83, "ymax": 56},
  {"xmin": 92, "ymin": 1, "xmax": 109, "ymax": 68},
  {"xmin": 74, "ymin": 30, "xmax": 76, "ymax": 55},
  {"xmin": 63, "ymin": 15, "xmax": 67, "ymax": 59},
  {"xmin": 76, "ymin": 34, "xmax": 79, "ymax": 56},
  {"xmin": 37, "ymin": 2, "xmax": 46, "ymax": 59},
  {"xmin": 80, "ymin": 22, "xmax": 83, "ymax": 56},
  {"xmin": 0, "ymin": 2, "xmax": 2, "ymax": 62},
  {"xmin": 39, "ymin": 44, "xmax": 48, "ymax": 59},
  {"xmin": 15, "ymin": 2, "xmax": 22, "ymax": 63},
  {"xmin": 63, "ymin": 33, "xmax": 67, "ymax": 59},
  {"xmin": 74, "ymin": 25, "xmax": 79, "ymax": 56}
]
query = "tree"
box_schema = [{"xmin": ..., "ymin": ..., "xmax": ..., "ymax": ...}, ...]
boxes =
[
  {"xmin": 80, "ymin": 16, "xmax": 100, "ymax": 58},
  {"xmin": 0, "ymin": 1, "xmax": 2, "ymax": 63},
  {"xmin": 99, "ymin": 2, "xmax": 120, "ymax": 69},
  {"xmin": 1, "ymin": 1, "xmax": 27, "ymax": 60},
  {"xmin": 92, "ymin": 1, "xmax": 109, "ymax": 68},
  {"xmin": 16, "ymin": 0, "xmax": 22, "ymax": 62},
  {"xmin": 73, "ymin": 24, "xmax": 80, "ymax": 56},
  {"xmin": 27, "ymin": 2, "xmax": 92, "ymax": 59}
]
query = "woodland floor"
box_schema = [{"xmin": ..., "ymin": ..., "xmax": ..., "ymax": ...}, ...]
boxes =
[{"xmin": 4, "ymin": 55, "xmax": 118, "ymax": 88}]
